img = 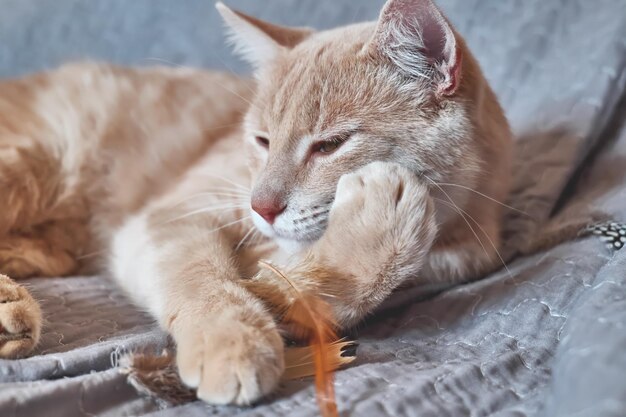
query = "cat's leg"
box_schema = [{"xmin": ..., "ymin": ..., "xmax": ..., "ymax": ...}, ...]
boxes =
[
  {"xmin": 0, "ymin": 219, "xmax": 89, "ymax": 279},
  {"xmin": 0, "ymin": 144, "xmax": 60, "ymax": 235},
  {"xmin": 0, "ymin": 142, "xmax": 87, "ymax": 279},
  {"xmin": 0, "ymin": 145, "xmax": 77, "ymax": 357},
  {"xmin": 0, "ymin": 274, "xmax": 42, "ymax": 358},
  {"xmin": 0, "ymin": 222, "xmax": 81, "ymax": 358},
  {"xmin": 0, "ymin": 234, "xmax": 76, "ymax": 279},
  {"xmin": 255, "ymin": 162, "xmax": 438, "ymax": 328},
  {"xmin": 111, "ymin": 208, "xmax": 284, "ymax": 405}
]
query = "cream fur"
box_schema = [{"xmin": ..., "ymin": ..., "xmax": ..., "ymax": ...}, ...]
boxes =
[{"xmin": 0, "ymin": 0, "xmax": 512, "ymax": 405}]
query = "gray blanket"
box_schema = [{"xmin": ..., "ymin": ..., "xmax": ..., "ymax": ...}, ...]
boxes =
[{"xmin": 1, "ymin": 1, "xmax": 625, "ymax": 416}]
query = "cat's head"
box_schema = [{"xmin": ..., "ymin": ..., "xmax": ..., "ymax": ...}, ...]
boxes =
[{"xmin": 218, "ymin": 0, "xmax": 501, "ymax": 253}]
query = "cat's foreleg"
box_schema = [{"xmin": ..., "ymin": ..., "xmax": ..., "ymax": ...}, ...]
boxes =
[
  {"xmin": 258, "ymin": 162, "xmax": 438, "ymax": 328},
  {"xmin": 110, "ymin": 209, "xmax": 284, "ymax": 405}
]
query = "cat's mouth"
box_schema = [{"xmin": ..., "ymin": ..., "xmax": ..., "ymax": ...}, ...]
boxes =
[
  {"xmin": 274, "ymin": 213, "xmax": 328, "ymax": 242},
  {"xmin": 251, "ymin": 206, "xmax": 330, "ymax": 251}
]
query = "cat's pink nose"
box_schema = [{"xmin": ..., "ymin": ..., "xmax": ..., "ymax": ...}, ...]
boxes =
[{"xmin": 251, "ymin": 198, "xmax": 286, "ymax": 225}]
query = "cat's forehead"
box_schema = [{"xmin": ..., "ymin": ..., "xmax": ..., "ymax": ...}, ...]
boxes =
[{"xmin": 253, "ymin": 26, "xmax": 423, "ymax": 141}]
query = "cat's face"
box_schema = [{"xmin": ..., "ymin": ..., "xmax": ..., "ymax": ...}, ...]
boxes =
[{"xmin": 218, "ymin": 0, "xmax": 480, "ymax": 252}]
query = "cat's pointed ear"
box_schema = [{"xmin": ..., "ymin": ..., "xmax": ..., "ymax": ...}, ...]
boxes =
[
  {"xmin": 216, "ymin": 2, "xmax": 313, "ymax": 68},
  {"xmin": 369, "ymin": 0, "xmax": 462, "ymax": 96}
]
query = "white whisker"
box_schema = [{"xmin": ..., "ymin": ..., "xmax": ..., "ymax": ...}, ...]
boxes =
[
  {"xmin": 162, "ymin": 205, "xmax": 247, "ymax": 225},
  {"xmin": 235, "ymin": 226, "xmax": 257, "ymax": 252},
  {"xmin": 425, "ymin": 174, "xmax": 511, "ymax": 278},
  {"xmin": 435, "ymin": 182, "xmax": 529, "ymax": 216},
  {"xmin": 166, "ymin": 192, "xmax": 249, "ymax": 212},
  {"xmin": 200, "ymin": 186, "xmax": 250, "ymax": 195},
  {"xmin": 433, "ymin": 195, "xmax": 512, "ymax": 278},
  {"xmin": 206, "ymin": 216, "xmax": 252, "ymax": 234},
  {"xmin": 183, "ymin": 192, "xmax": 249, "ymax": 200},
  {"xmin": 77, "ymin": 250, "xmax": 106, "ymax": 260},
  {"xmin": 197, "ymin": 173, "xmax": 251, "ymax": 192},
  {"xmin": 144, "ymin": 58, "xmax": 260, "ymax": 109}
]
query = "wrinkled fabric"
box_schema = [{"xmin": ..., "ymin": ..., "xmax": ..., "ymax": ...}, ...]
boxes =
[{"xmin": 0, "ymin": 1, "xmax": 625, "ymax": 416}]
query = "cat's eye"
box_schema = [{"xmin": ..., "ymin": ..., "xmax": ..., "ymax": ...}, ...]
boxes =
[
  {"xmin": 314, "ymin": 141, "xmax": 340, "ymax": 154},
  {"xmin": 311, "ymin": 135, "xmax": 349, "ymax": 156},
  {"xmin": 255, "ymin": 136, "xmax": 270, "ymax": 148}
]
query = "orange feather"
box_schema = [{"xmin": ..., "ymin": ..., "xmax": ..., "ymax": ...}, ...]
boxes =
[{"xmin": 258, "ymin": 260, "xmax": 340, "ymax": 417}]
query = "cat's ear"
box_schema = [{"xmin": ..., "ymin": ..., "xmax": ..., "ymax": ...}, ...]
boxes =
[
  {"xmin": 369, "ymin": 0, "xmax": 462, "ymax": 96},
  {"xmin": 216, "ymin": 3, "xmax": 313, "ymax": 68}
]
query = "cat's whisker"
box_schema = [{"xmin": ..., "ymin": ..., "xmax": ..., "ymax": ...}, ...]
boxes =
[
  {"xmin": 200, "ymin": 51, "xmax": 263, "ymax": 101},
  {"xmin": 206, "ymin": 216, "xmax": 253, "ymax": 234},
  {"xmin": 424, "ymin": 174, "xmax": 513, "ymax": 277},
  {"xmin": 185, "ymin": 192, "xmax": 249, "ymax": 199},
  {"xmin": 144, "ymin": 57, "xmax": 262, "ymax": 110},
  {"xmin": 431, "ymin": 193, "xmax": 492, "ymax": 268},
  {"xmin": 167, "ymin": 193, "xmax": 249, "ymax": 211},
  {"xmin": 198, "ymin": 173, "xmax": 251, "ymax": 192},
  {"xmin": 163, "ymin": 205, "xmax": 248, "ymax": 225},
  {"xmin": 250, "ymin": 229, "xmax": 265, "ymax": 247},
  {"xmin": 433, "ymin": 195, "xmax": 512, "ymax": 279},
  {"xmin": 317, "ymin": 292, "xmax": 338, "ymax": 299},
  {"xmin": 76, "ymin": 249, "xmax": 107, "ymax": 260},
  {"xmin": 235, "ymin": 226, "xmax": 257, "ymax": 252},
  {"xmin": 213, "ymin": 83, "xmax": 260, "ymax": 111},
  {"xmin": 144, "ymin": 57, "xmax": 181, "ymax": 66},
  {"xmin": 433, "ymin": 181, "xmax": 529, "ymax": 217},
  {"xmin": 201, "ymin": 185, "xmax": 250, "ymax": 194},
  {"xmin": 200, "ymin": 122, "xmax": 246, "ymax": 132}
]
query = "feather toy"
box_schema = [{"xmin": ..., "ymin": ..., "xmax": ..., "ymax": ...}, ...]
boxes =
[{"xmin": 120, "ymin": 260, "xmax": 356, "ymax": 416}]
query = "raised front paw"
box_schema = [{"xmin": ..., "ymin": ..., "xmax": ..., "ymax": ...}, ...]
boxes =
[
  {"xmin": 174, "ymin": 315, "xmax": 284, "ymax": 405},
  {"xmin": 320, "ymin": 161, "xmax": 437, "ymax": 276},
  {"xmin": 0, "ymin": 274, "xmax": 42, "ymax": 358}
]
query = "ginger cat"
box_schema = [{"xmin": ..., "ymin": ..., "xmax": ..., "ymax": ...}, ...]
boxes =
[{"xmin": 0, "ymin": 0, "xmax": 512, "ymax": 405}]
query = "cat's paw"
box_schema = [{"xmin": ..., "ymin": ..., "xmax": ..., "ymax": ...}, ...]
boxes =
[
  {"xmin": 174, "ymin": 315, "xmax": 284, "ymax": 405},
  {"xmin": 322, "ymin": 161, "xmax": 436, "ymax": 274},
  {"xmin": 0, "ymin": 274, "xmax": 42, "ymax": 358}
]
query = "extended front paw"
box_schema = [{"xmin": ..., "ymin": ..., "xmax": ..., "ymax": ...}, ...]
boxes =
[
  {"xmin": 174, "ymin": 315, "xmax": 284, "ymax": 405},
  {"xmin": 320, "ymin": 161, "xmax": 437, "ymax": 277}
]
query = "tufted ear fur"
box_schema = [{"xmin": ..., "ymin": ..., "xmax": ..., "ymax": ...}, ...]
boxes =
[
  {"xmin": 369, "ymin": 0, "xmax": 462, "ymax": 96},
  {"xmin": 216, "ymin": 2, "xmax": 313, "ymax": 69}
]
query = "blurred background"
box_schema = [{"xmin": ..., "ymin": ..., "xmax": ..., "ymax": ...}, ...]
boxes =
[
  {"xmin": 1, "ymin": 0, "xmax": 622, "ymax": 137},
  {"xmin": 0, "ymin": 0, "xmax": 386, "ymax": 77}
]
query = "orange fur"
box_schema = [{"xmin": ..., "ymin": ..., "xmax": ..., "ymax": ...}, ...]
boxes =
[{"xmin": 0, "ymin": 0, "xmax": 512, "ymax": 406}]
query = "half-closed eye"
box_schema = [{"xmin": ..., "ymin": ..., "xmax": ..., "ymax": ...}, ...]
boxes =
[
  {"xmin": 255, "ymin": 135, "xmax": 270, "ymax": 149},
  {"xmin": 310, "ymin": 132, "xmax": 353, "ymax": 156}
]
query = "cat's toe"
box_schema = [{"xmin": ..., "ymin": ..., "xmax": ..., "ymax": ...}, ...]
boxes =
[
  {"xmin": 175, "ymin": 317, "xmax": 284, "ymax": 405},
  {"xmin": 333, "ymin": 161, "xmax": 420, "ymax": 214},
  {"xmin": 0, "ymin": 274, "xmax": 42, "ymax": 358}
]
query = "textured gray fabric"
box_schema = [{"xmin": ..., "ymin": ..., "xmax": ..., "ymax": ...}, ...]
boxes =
[{"xmin": 1, "ymin": 1, "xmax": 626, "ymax": 416}]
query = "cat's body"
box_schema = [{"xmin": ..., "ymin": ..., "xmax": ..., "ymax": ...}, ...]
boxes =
[{"xmin": 0, "ymin": 0, "xmax": 512, "ymax": 405}]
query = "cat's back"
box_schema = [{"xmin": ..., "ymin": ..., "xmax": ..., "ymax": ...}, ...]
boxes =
[{"xmin": 0, "ymin": 62, "xmax": 252, "ymax": 230}]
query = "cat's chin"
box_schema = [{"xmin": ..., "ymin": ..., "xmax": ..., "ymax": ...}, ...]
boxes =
[{"xmin": 273, "ymin": 236, "xmax": 315, "ymax": 255}]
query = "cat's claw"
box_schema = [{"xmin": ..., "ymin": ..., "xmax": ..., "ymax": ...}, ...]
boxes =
[{"xmin": 0, "ymin": 274, "xmax": 42, "ymax": 358}]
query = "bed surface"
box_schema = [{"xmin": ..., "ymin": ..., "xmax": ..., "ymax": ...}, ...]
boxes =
[{"xmin": 1, "ymin": 1, "xmax": 625, "ymax": 416}]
